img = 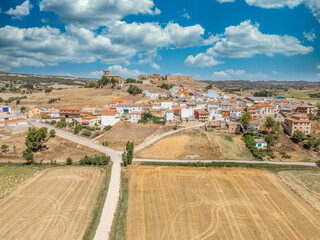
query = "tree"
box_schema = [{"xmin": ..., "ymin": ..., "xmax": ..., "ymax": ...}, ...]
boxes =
[
  {"xmin": 82, "ymin": 129, "xmax": 92, "ymax": 137},
  {"xmin": 205, "ymin": 84, "xmax": 212, "ymax": 91},
  {"xmin": 45, "ymin": 88, "xmax": 52, "ymax": 94},
  {"xmin": 66, "ymin": 157, "xmax": 73, "ymax": 165},
  {"xmin": 265, "ymin": 134, "xmax": 275, "ymax": 146},
  {"xmin": 23, "ymin": 148, "xmax": 33, "ymax": 165},
  {"xmin": 292, "ymin": 130, "xmax": 305, "ymax": 143},
  {"xmin": 122, "ymin": 141, "xmax": 134, "ymax": 166},
  {"xmin": 74, "ymin": 124, "xmax": 82, "ymax": 134},
  {"xmin": 307, "ymin": 112, "xmax": 315, "ymax": 120},
  {"xmin": 264, "ymin": 117, "xmax": 276, "ymax": 131},
  {"xmin": 273, "ymin": 121, "xmax": 283, "ymax": 136},
  {"xmin": 1, "ymin": 144, "xmax": 8, "ymax": 152},
  {"xmin": 110, "ymin": 78, "xmax": 117, "ymax": 85},
  {"xmin": 317, "ymin": 102, "xmax": 320, "ymax": 116},
  {"xmin": 25, "ymin": 127, "xmax": 47, "ymax": 151},
  {"xmin": 126, "ymin": 78, "xmax": 136, "ymax": 83},
  {"xmin": 241, "ymin": 112, "xmax": 251, "ymax": 128},
  {"xmin": 122, "ymin": 152, "xmax": 128, "ymax": 166},
  {"xmin": 49, "ymin": 129, "xmax": 56, "ymax": 138},
  {"xmin": 16, "ymin": 99, "xmax": 20, "ymax": 105},
  {"xmin": 173, "ymin": 124, "xmax": 178, "ymax": 130},
  {"xmin": 20, "ymin": 106, "xmax": 26, "ymax": 111},
  {"xmin": 103, "ymin": 125, "xmax": 112, "ymax": 131},
  {"xmin": 306, "ymin": 136, "xmax": 317, "ymax": 149},
  {"xmin": 127, "ymin": 85, "xmax": 142, "ymax": 95}
]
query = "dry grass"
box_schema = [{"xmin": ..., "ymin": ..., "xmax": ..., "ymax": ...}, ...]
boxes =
[
  {"xmin": 126, "ymin": 166, "xmax": 320, "ymax": 240},
  {"xmin": 0, "ymin": 165, "xmax": 38, "ymax": 199},
  {"xmin": 135, "ymin": 129, "xmax": 254, "ymax": 160},
  {"xmin": 279, "ymin": 171, "xmax": 320, "ymax": 212},
  {"xmin": 94, "ymin": 121, "xmax": 171, "ymax": 151},
  {"xmin": 0, "ymin": 167, "xmax": 105, "ymax": 240},
  {"xmin": 0, "ymin": 128, "xmax": 99, "ymax": 163}
]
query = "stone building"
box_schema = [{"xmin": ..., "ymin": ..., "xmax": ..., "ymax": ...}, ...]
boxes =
[
  {"xmin": 282, "ymin": 114, "xmax": 312, "ymax": 136},
  {"xmin": 103, "ymin": 70, "xmax": 125, "ymax": 85}
]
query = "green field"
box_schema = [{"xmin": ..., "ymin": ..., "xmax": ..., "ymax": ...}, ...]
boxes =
[{"xmin": 0, "ymin": 164, "xmax": 39, "ymax": 199}]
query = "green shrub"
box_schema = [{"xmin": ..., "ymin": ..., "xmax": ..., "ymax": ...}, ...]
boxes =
[
  {"xmin": 102, "ymin": 141, "xmax": 109, "ymax": 146},
  {"xmin": 104, "ymin": 125, "xmax": 112, "ymax": 131},
  {"xmin": 82, "ymin": 129, "xmax": 92, "ymax": 137},
  {"xmin": 224, "ymin": 136, "xmax": 233, "ymax": 142},
  {"xmin": 79, "ymin": 154, "xmax": 110, "ymax": 165},
  {"xmin": 66, "ymin": 157, "xmax": 73, "ymax": 165}
]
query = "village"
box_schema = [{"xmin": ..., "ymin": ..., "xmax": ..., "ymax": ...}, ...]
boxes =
[{"xmin": 0, "ymin": 70, "xmax": 318, "ymax": 153}]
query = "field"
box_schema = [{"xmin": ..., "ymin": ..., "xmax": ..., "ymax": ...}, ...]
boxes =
[
  {"xmin": 126, "ymin": 166, "xmax": 320, "ymax": 240},
  {"xmin": 95, "ymin": 121, "xmax": 171, "ymax": 150},
  {"xmin": 0, "ymin": 167, "xmax": 105, "ymax": 240},
  {"xmin": 279, "ymin": 171, "xmax": 320, "ymax": 212},
  {"xmin": 0, "ymin": 165, "xmax": 38, "ymax": 199},
  {"xmin": 135, "ymin": 129, "xmax": 255, "ymax": 160},
  {"xmin": 0, "ymin": 128, "xmax": 99, "ymax": 163}
]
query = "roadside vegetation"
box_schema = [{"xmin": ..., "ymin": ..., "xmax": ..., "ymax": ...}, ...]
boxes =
[{"xmin": 109, "ymin": 170, "xmax": 129, "ymax": 240}]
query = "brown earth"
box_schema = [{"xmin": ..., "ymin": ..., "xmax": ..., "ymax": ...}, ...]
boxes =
[
  {"xmin": 0, "ymin": 128, "xmax": 99, "ymax": 163},
  {"xmin": 0, "ymin": 167, "xmax": 105, "ymax": 240},
  {"xmin": 126, "ymin": 166, "xmax": 320, "ymax": 240},
  {"xmin": 94, "ymin": 121, "xmax": 172, "ymax": 151},
  {"xmin": 273, "ymin": 133, "xmax": 319, "ymax": 162},
  {"xmin": 135, "ymin": 129, "xmax": 255, "ymax": 160}
]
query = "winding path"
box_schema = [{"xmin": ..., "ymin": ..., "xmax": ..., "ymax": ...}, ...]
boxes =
[{"xmin": 30, "ymin": 121, "xmax": 319, "ymax": 240}]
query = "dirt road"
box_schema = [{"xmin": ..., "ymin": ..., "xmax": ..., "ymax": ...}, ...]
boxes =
[
  {"xmin": 0, "ymin": 167, "xmax": 104, "ymax": 240},
  {"xmin": 127, "ymin": 166, "xmax": 320, "ymax": 240}
]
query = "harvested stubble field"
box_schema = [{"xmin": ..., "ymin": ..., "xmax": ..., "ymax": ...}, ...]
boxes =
[
  {"xmin": 127, "ymin": 166, "xmax": 320, "ymax": 240},
  {"xmin": 279, "ymin": 171, "xmax": 320, "ymax": 212},
  {"xmin": 0, "ymin": 165, "xmax": 38, "ymax": 199},
  {"xmin": 0, "ymin": 167, "xmax": 105, "ymax": 240},
  {"xmin": 135, "ymin": 129, "xmax": 255, "ymax": 160}
]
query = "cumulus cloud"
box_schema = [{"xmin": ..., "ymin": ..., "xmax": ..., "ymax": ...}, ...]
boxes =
[
  {"xmin": 212, "ymin": 71, "xmax": 230, "ymax": 79},
  {"xmin": 244, "ymin": 0, "xmax": 303, "ymax": 9},
  {"xmin": 89, "ymin": 71, "xmax": 103, "ymax": 78},
  {"xmin": 151, "ymin": 62, "xmax": 160, "ymax": 70},
  {"xmin": 226, "ymin": 69, "xmax": 246, "ymax": 76},
  {"xmin": 185, "ymin": 20, "xmax": 313, "ymax": 67},
  {"xmin": 305, "ymin": 0, "xmax": 320, "ymax": 23},
  {"xmin": 317, "ymin": 63, "xmax": 320, "ymax": 69},
  {"xmin": 185, "ymin": 53, "xmax": 222, "ymax": 67},
  {"xmin": 39, "ymin": 0, "xmax": 160, "ymax": 28},
  {"xmin": 6, "ymin": 0, "xmax": 33, "ymax": 19},
  {"xmin": 107, "ymin": 65, "xmax": 143, "ymax": 78},
  {"xmin": 303, "ymin": 31, "xmax": 316, "ymax": 42},
  {"xmin": 182, "ymin": 9, "xmax": 190, "ymax": 19}
]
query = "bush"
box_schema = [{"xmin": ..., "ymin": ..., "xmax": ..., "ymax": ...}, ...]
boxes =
[
  {"xmin": 242, "ymin": 134, "xmax": 261, "ymax": 159},
  {"xmin": 79, "ymin": 154, "xmax": 110, "ymax": 165},
  {"xmin": 173, "ymin": 124, "xmax": 178, "ymax": 130},
  {"xmin": 82, "ymin": 129, "xmax": 92, "ymax": 137},
  {"xmin": 292, "ymin": 130, "xmax": 305, "ymax": 143},
  {"xmin": 265, "ymin": 134, "xmax": 275, "ymax": 146},
  {"xmin": 74, "ymin": 124, "xmax": 82, "ymax": 134},
  {"xmin": 66, "ymin": 157, "xmax": 73, "ymax": 165},
  {"xmin": 282, "ymin": 154, "xmax": 292, "ymax": 159},
  {"xmin": 102, "ymin": 141, "xmax": 109, "ymax": 146},
  {"xmin": 1, "ymin": 144, "xmax": 9, "ymax": 152},
  {"xmin": 49, "ymin": 129, "xmax": 56, "ymax": 137},
  {"xmin": 50, "ymin": 120, "xmax": 56, "ymax": 125},
  {"xmin": 103, "ymin": 125, "xmax": 112, "ymax": 131}
]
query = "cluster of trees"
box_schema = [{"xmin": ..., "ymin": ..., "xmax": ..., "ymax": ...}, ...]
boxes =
[
  {"xmin": 126, "ymin": 78, "xmax": 136, "ymax": 83},
  {"xmin": 97, "ymin": 76, "xmax": 118, "ymax": 87},
  {"xmin": 5, "ymin": 96, "xmax": 27, "ymax": 104},
  {"xmin": 292, "ymin": 130, "xmax": 320, "ymax": 152},
  {"xmin": 122, "ymin": 141, "xmax": 134, "ymax": 166},
  {"xmin": 308, "ymin": 93, "xmax": 320, "ymax": 98},
  {"xmin": 160, "ymin": 83, "xmax": 174, "ymax": 90},
  {"xmin": 23, "ymin": 127, "xmax": 48, "ymax": 164},
  {"xmin": 127, "ymin": 85, "xmax": 142, "ymax": 95},
  {"xmin": 253, "ymin": 90, "xmax": 273, "ymax": 97},
  {"xmin": 205, "ymin": 84, "xmax": 212, "ymax": 91},
  {"xmin": 139, "ymin": 112, "xmax": 166, "ymax": 125},
  {"xmin": 242, "ymin": 134, "xmax": 275, "ymax": 159},
  {"xmin": 79, "ymin": 154, "xmax": 110, "ymax": 165},
  {"xmin": 48, "ymin": 98, "xmax": 60, "ymax": 104},
  {"xmin": 84, "ymin": 82, "xmax": 97, "ymax": 88}
]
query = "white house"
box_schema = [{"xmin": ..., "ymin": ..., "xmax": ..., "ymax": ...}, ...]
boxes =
[
  {"xmin": 145, "ymin": 90, "xmax": 167, "ymax": 99},
  {"xmin": 229, "ymin": 108, "xmax": 242, "ymax": 118},
  {"xmin": 161, "ymin": 102, "xmax": 173, "ymax": 109},
  {"xmin": 255, "ymin": 139, "xmax": 268, "ymax": 148},
  {"xmin": 81, "ymin": 115, "xmax": 100, "ymax": 127},
  {"xmin": 181, "ymin": 108, "xmax": 194, "ymax": 120},
  {"xmin": 152, "ymin": 104, "xmax": 161, "ymax": 110},
  {"xmin": 116, "ymin": 103, "xmax": 142, "ymax": 116},
  {"xmin": 129, "ymin": 112, "xmax": 142, "ymax": 123},
  {"xmin": 165, "ymin": 110, "xmax": 174, "ymax": 122},
  {"xmin": 101, "ymin": 109, "xmax": 120, "ymax": 126}
]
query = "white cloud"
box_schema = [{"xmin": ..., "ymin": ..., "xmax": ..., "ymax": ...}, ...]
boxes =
[
  {"xmin": 317, "ymin": 63, "xmax": 320, "ymax": 69},
  {"xmin": 39, "ymin": 0, "xmax": 160, "ymax": 28},
  {"xmin": 212, "ymin": 71, "xmax": 230, "ymax": 79},
  {"xmin": 89, "ymin": 71, "xmax": 103, "ymax": 78},
  {"xmin": 305, "ymin": 0, "xmax": 320, "ymax": 23},
  {"xmin": 182, "ymin": 9, "xmax": 190, "ymax": 19},
  {"xmin": 6, "ymin": 0, "xmax": 33, "ymax": 19},
  {"xmin": 225, "ymin": 69, "xmax": 246, "ymax": 76},
  {"xmin": 107, "ymin": 65, "xmax": 143, "ymax": 79},
  {"xmin": 303, "ymin": 31, "xmax": 316, "ymax": 42},
  {"xmin": 185, "ymin": 53, "xmax": 222, "ymax": 67},
  {"xmin": 185, "ymin": 20, "xmax": 313, "ymax": 67},
  {"xmin": 108, "ymin": 21, "xmax": 205, "ymax": 50},
  {"xmin": 245, "ymin": 0, "xmax": 303, "ymax": 9},
  {"xmin": 151, "ymin": 62, "xmax": 160, "ymax": 70}
]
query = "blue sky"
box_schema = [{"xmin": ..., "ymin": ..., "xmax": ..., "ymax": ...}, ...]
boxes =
[{"xmin": 0, "ymin": 0, "xmax": 319, "ymax": 81}]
